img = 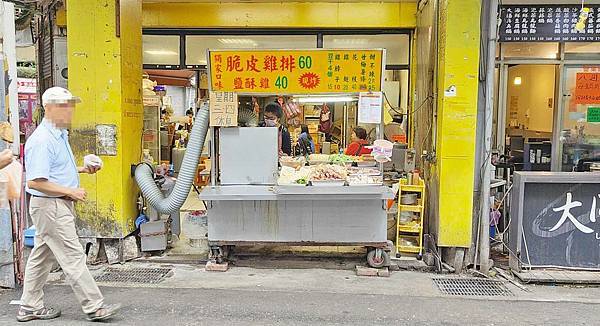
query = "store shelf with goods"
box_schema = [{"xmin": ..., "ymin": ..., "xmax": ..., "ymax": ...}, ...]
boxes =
[
  {"xmin": 399, "ymin": 184, "xmax": 424, "ymax": 193},
  {"xmin": 397, "ymin": 245, "xmax": 421, "ymax": 254},
  {"xmin": 396, "ymin": 177, "xmax": 426, "ymax": 257},
  {"xmin": 398, "ymin": 204, "xmax": 422, "ymax": 212},
  {"xmin": 398, "ymin": 223, "xmax": 421, "ymax": 233}
]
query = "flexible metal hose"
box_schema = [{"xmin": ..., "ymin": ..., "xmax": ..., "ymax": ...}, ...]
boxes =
[{"xmin": 135, "ymin": 104, "xmax": 209, "ymax": 214}]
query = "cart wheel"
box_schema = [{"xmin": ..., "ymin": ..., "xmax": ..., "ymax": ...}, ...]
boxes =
[
  {"xmin": 395, "ymin": 252, "xmax": 402, "ymax": 259},
  {"xmin": 416, "ymin": 253, "xmax": 423, "ymax": 261},
  {"xmin": 367, "ymin": 249, "xmax": 390, "ymax": 268}
]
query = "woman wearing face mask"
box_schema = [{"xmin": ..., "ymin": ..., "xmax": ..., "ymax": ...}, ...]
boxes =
[{"xmin": 262, "ymin": 102, "xmax": 292, "ymax": 157}]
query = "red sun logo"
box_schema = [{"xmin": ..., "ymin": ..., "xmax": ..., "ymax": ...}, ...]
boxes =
[{"xmin": 298, "ymin": 73, "xmax": 320, "ymax": 89}]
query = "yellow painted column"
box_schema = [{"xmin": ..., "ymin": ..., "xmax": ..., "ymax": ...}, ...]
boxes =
[
  {"xmin": 435, "ymin": 0, "xmax": 481, "ymax": 247},
  {"xmin": 67, "ymin": 0, "xmax": 142, "ymax": 238}
]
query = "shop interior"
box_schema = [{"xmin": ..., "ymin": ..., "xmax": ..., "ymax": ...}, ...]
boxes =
[
  {"xmin": 141, "ymin": 31, "xmax": 411, "ymax": 175},
  {"xmin": 503, "ymin": 64, "xmax": 556, "ymax": 171},
  {"xmin": 138, "ymin": 33, "xmax": 424, "ymax": 260},
  {"xmin": 495, "ymin": 42, "xmax": 600, "ymax": 174}
]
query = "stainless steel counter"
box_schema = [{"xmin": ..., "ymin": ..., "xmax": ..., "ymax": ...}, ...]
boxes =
[
  {"xmin": 200, "ymin": 185, "xmax": 392, "ymax": 248},
  {"xmin": 200, "ymin": 185, "xmax": 393, "ymax": 201}
]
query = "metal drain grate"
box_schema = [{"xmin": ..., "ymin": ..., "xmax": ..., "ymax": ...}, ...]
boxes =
[
  {"xmin": 94, "ymin": 267, "xmax": 172, "ymax": 284},
  {"xmin": 433, "ymin": 278, "xmax": 513, "ymax": 297}
]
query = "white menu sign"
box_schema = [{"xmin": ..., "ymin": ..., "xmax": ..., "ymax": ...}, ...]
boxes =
[{"xmin": 358, "ymin": 92, "xmax": 383, "ymax": 124}]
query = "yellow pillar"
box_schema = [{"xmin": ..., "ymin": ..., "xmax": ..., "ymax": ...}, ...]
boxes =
[
  {"xmin": 435, "ymin": 0, "xmax": 481, "ymax": 247},
  {"xmin": 67, "ymin": 0, "xmax": 142, "ymax": 238}
]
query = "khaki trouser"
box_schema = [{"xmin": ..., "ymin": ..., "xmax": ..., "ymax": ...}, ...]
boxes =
[{"xmin": 21, "ymin": 197, "xmax": 104, "ymax": 314}]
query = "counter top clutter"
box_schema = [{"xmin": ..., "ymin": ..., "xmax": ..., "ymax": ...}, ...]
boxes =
[
  {"xmin": 307, "ymin": 154, "xmax": 376, "ymax": 166},
  {"xmin": 277, "ymin": 156, "xmax": 382, "ymax": 186}
]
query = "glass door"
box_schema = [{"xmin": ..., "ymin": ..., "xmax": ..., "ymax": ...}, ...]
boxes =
[{"xmin": 558, "ymin": 65, "xmax": 600, "ymax": 172}]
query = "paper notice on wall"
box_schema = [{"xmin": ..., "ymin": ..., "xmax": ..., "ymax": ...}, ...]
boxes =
[
  {"xmin": 209, "ymin": 91, "xmax": 238, "ymax": 127},
  {"xmin": 358, "ymin": 92, "xmax": 382, "ymax": 124},
  {"xmin": 574, "ymin": 73, "xmax": 600, "ymax": 104}
]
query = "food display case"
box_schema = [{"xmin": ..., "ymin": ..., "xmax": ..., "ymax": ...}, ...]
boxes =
[{"xmin": 143, "ymin": 95, "xmax": 161, "ymax": 164}]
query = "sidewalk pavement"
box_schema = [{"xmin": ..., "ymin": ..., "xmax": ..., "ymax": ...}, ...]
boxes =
[
  {"xmin": 2, "ymin": 262, "xmax": 600, "ymax": 325},
  {"xmin": 33, "ymin": 260, "xmax": 600, "ymax": 305}
]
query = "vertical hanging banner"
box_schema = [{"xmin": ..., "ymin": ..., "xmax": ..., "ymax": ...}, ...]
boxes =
[
  {"xmin": 575, "ymin": 73, "xmax": 600, "ymax": 104},
  {"xmin": 208, "ymin": 49, "xmax": 384, "ymax": 94},
  {"xmin": 358, "ymin": 92, "xmax": 383, "ymax": 124},
  {"xmin": 209, "ymin": 91, "xmax": 238, "ymax": 127}
]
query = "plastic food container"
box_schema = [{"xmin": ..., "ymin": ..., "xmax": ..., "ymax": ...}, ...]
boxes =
[{"xmin": 400, "ymin": 194, "xmax": 418, "ymax": 205}]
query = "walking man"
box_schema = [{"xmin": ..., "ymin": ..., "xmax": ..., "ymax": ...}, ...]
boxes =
[{"xmin": 17, "ymin": 87, "xmax": 121, "ymax": 322}]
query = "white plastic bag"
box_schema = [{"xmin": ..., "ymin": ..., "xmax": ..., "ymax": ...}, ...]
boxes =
[{"xmin": 84, "ymin": 154, "xmax": 103, "ymax": 169}]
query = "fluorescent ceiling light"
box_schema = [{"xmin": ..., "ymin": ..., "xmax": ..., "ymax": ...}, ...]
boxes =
[
  {"xmin": 144, "ymin": 50, "xmax": 178, "ymax": 56},
  {"xmin": 332, "ymin": 39, "xmax": 369, "ymax": 45},
  {"xmin": 297, "ymin": 96, "xmax": 355, "ymax": 103},
  {"xmin": 218, "ymin": 38, "xmax": 259, "ymax": 47}
]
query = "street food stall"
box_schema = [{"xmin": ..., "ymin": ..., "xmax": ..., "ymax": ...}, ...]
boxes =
[{"xmin": 200, "ymin": 49, "xmax": 395, "ymax": 268}]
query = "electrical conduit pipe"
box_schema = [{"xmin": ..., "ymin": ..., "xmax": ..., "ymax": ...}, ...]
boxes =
[{"xmin": 134, "ymin": 104, "xmax": 209, "ymax": 214}]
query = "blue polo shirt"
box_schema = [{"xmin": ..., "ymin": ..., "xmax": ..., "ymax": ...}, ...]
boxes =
[{"xmin": 25, "ymin": 119, "xmax": 79, "ymax": 197}]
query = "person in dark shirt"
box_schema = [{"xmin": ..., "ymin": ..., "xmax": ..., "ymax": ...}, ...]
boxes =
[
  {"xmin": 297, "ymin": 124, "xmax": 315, "ymax": 155},
  {"xmin": 263, "ymin": 102, "xmax": 291, "ymax": 157}
]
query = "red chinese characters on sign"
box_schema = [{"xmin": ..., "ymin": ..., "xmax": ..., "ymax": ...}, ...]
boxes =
[
  {"xmin": 299, "ymin": 73, "xmax": 320, "ymax": 89},
  {"xmin": 575, "ymin": 73, "xmax": 600, "ymax": 104},
  {"xmin": 280, "ymin": 55, "xmax": 296, "ymax": 72},
  {"xmin": 214, "ymin": 55, "xmax": 224, "ymax": 89},
  {"xmin": 234, "ymin": 77, "xmax": 243, "ymax": 90},
  {"xmin": 245, "ymin": 78, "xmax": 257, "ymax": 90},
  {"xmin": 264, "ymin": 56, "xmax": 278, "ymax": 72},
  {"xmin": 260, "ymin": 78, "xmax": 270, "ymax": 89},
  {"xmin": 227, "ymin": 55, "xmax": 243, "ymax": 72},
  {"xmin": 246, "ymin": 55, "xmax": 260, "ymax": 73}
]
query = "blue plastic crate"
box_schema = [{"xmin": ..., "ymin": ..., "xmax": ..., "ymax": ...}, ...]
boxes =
[{"xmin": 24, "ymin": 226, "xmax": 36, "ymax": 248}]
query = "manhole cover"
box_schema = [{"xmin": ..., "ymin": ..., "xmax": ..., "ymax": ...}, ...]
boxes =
[
  {"xmin": 433, "ymin": 278, "xmax": 513, "ymax": 297},
  {"xmin": 94, "ymin": 267, "xmax": 172, "ymax": 284}
]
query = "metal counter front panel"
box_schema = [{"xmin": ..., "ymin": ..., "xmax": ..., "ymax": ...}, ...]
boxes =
[
  {"xmin": 206, "ymin": 199, "xmax": 387, "ymax": 243},
  {"xmin": 219, "ymin": 127, "xmax": 278, "ymax": 185}
]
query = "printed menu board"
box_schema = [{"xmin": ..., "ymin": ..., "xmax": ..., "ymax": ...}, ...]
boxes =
[
  {"xmin": 499, "ymin": 5, "xmax": 600, "ymax": 42},
  {"xmin": 208, "ymin": 49, "xmax": 384, "ymax": 94}
]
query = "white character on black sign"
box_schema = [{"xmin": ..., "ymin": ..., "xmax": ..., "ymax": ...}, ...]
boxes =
[{"xmin": 551, "ymin": 192, "xmax": 594, "ymax": 234}]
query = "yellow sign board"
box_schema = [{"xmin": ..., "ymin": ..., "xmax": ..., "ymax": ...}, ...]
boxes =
[{"xmin": 209, "ymin": 49, "xmax": 384, "ymax": 94}]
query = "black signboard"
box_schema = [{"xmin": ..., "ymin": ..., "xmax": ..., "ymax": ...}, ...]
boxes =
[
  {"xmin": 520, "ymin": 183, "xmax": 600, "ymax": 268},
  {"xmin": 499, "ymin": 5, "xmax": 600, "ymax": 42}
]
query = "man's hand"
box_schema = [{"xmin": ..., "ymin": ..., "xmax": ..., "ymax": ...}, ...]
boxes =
[
  {"xmin": 78, "ymin": 165, "xmax": 101, "ymax": 174},
  {"xmin": 68, "ymin": 188, "xmax": 87, "ymax": 202},
  {"xmin": 0, "ymin": 149, "xmax": 14, "ymax": 169}
]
